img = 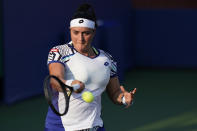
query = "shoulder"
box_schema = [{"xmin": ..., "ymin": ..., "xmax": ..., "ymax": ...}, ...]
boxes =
[
  {"xmin": 47, "ymin": 42, "xmax": 76, "ymax": 64},
  {"xmin": 99, "ymin": 49, "xmax": 115, "ymax": 61},
  {"xmin": 99, "ymin": 49, "xmax": 118, "ymax": 77},
  {"xmin": 50, "ymin": 43, "xmax": 71, "ymax": 52},
  {"xmin": 99, "ymin": 49, "xmax": 117, "ymax": 68},
  {"xmin": 49, "ymin": 42, "xmax": 75, "ymax": 56}
]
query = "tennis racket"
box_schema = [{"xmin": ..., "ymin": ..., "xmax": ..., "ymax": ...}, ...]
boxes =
[{"xmin": 43, "ymin": 75, "xmax": 80, "ymax": 116}]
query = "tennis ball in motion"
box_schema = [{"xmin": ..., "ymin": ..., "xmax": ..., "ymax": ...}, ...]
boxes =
[{"xmin": 82, "ymin": 91, "xmax": 94, "ymax": 103}]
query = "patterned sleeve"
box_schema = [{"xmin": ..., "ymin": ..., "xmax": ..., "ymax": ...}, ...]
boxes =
[
  {"xmin": 47, "ymin": 46, "xmax": 64, "ymax": 66},
  {"xmin": 47, "ymin": 44, "xmax": 75, "ymax": 66},
  {"xmin": 110, "ymin": 58, "xmax": 117, "ymax": 77}
]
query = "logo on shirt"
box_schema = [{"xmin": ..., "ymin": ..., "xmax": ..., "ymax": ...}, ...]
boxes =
[{"xmin": 104, "ymin": 62, "xmax": 109, "ymax": 66}]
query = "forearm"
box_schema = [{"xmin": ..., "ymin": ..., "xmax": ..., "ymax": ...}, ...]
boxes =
[
  {"xmin": 48, "ymin": 63, "xmax": 85, "ymax": 93},
  {"xmin": 106, "ymin": 77, "xmax": 124, "ymax": 105},
  {"xmin": 111, "ymin": 89, "xmax": 124, "ymax": 105},
  {"xmin": 48, "ymin": 63, "xmax": 66, "ymax": 92}
]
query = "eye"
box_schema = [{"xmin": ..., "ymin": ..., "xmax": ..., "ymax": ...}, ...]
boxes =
[
  {"xmin": 73, "ymin": 30, "xmax": 79, "ymax": 35},
  {"xmin": 83, "ymin": 31, "xmax": 91, "ymax": 36}
]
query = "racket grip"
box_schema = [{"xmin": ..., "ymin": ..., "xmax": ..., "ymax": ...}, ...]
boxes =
[{"xmin": 72, "ymin": 84, "xmax": 80, "ymax": 91}]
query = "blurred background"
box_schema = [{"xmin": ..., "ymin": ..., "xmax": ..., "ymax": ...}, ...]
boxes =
[{"xmin": 0, "ymin": 0, "xmax": 197, "ymax": 131}]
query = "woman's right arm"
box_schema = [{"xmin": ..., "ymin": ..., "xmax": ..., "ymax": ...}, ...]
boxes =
[{"xmin": 48, "ymin": 63, "xmax": 85, "ymax": 92}]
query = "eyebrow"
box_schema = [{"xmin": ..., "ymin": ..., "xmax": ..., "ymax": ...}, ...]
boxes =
[{"xmin": 72, "ymin": 30, "xmax": 92, "ymax": 33}]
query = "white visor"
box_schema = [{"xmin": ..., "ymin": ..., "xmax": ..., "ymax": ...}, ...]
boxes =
[{"xmin": 70, "ymin": 18, "xmax": 95, "ymax": 29}]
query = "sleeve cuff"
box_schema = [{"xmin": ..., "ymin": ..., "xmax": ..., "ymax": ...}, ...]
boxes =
[{"xmin": 47, "ymin": 61, "xmax": 65, "ymax": 67}]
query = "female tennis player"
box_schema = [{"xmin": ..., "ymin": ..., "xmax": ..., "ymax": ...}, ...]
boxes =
[{"xmin": 45, "ymin": 3, "xmax": 136, "ymax": 131}]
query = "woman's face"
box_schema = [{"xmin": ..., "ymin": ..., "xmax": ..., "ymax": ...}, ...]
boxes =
[{"xmin": 70, "ymin": 27, "xmax": 95, "ymax": 51}]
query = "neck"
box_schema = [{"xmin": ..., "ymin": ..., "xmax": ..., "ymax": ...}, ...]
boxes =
[
  {"xmin": 79, "ymin": 47, "xmax": 95, "ymax": 58},
  {"xmin": 71, "ymin": 42, "xmax": 96, "ymax": 58}
]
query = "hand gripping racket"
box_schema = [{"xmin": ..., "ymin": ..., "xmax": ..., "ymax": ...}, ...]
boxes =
[{"xmin": 43, "ymin": 75, "xmax": 80, "ymax": 116}]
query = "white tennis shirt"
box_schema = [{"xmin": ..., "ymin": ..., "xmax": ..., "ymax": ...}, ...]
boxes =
[{"xmin": 46, "ymin": 41, "xmax": 117, "ymax": 131}]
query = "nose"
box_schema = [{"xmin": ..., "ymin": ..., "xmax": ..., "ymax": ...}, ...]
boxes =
[{"xmin": 79, "ymin": 33, "xmax": 85, "ymax": 41}]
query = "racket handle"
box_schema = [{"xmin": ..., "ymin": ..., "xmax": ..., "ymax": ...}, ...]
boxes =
[{"xmin": 72, "ymin": 84, "xmax": 80, "ymax": 91}]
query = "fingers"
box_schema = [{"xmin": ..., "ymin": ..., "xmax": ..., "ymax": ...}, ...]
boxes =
[
  {"xmin": 71, "ymin": 80, "xmax": 85, "ymax": 93},
  {"xmin": 122, "ymin": 92, "xmax": 133, "ymax": 107},
  {"xmin": 125, "ymin": 100, "xmax": 134, "ymax": 108},
  {"xmin": 124, "ymin": 99, "xmax": 134, "ymax": 108},
  {"xmin": 121, "ymin": 86, "xmax": 137, "ymax": 95},
  {"xmin": 130, "ymin": 88, "xmax": 137, "ymax": 95},
  {"xmin": 123, "ymin": 88, "xmax": 137, "ymax": 108},
  {"xmin": 125, "ymin": 103, "xmax": 131, "ymax": 108},
  {"xmin": 120, "ymin": 85, "xmax": 125, "ymax": 92}
]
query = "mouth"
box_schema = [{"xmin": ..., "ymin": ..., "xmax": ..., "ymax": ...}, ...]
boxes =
[{"xmin": 77, "ymin": 41, "xmax": 86, "ymax": 45}]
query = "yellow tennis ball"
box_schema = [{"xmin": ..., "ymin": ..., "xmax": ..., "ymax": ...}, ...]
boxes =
[{"xmin": 82, "ymin": 91, "xmax": 94, "ymax": 103}]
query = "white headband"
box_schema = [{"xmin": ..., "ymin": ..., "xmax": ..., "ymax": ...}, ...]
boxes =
[{"xmin": 70, "ymin": 18, "xmax": 95, "ymax": 29}]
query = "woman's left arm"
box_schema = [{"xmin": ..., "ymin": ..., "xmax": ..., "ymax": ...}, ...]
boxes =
[{"xmin": 106, "ymin": 76, "xmax": 136, "ymax": 108}]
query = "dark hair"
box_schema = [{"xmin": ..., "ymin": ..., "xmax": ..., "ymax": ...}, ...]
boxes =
[{"xmin": 72, "ymin": 3, "xmax": 97, "ymax": 28}]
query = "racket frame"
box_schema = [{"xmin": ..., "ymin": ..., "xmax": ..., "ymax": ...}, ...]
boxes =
[{"xmin": 43, "ymin": 75, "xmax": 73, "ymax": 116}]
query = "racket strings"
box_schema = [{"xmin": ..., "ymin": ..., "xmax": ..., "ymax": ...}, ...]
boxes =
[{"xmin": 44, "ymin": 75, "xmax": 71, "ymax": 116}]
